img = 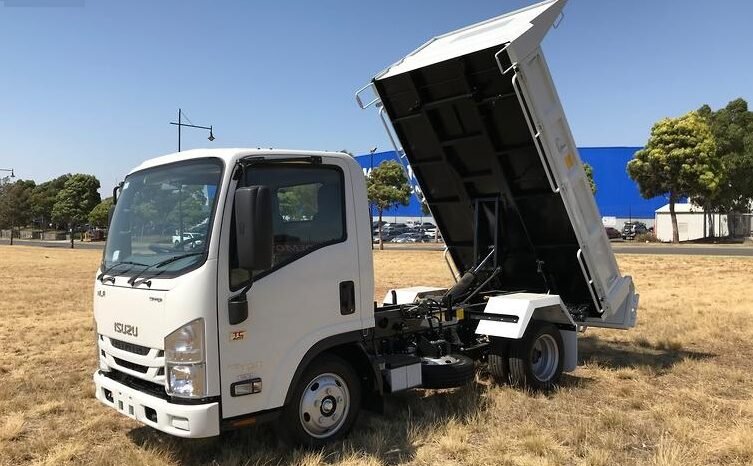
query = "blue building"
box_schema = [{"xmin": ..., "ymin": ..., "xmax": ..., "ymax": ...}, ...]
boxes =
[{"xmin": 354, "ymin": 147, "xmax": 664, "ymax": 226}]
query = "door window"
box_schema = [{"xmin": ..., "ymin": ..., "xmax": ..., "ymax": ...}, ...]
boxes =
[{"xmin": 230, "ymin": 165, "xmax": 346, "ymax": 289}]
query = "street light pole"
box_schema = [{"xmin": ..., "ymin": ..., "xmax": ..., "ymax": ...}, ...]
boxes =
[
  {"xmin": 170, "ymin": 108, "xmax": 215, "ymax": 152},
  {"xmin": 0, "ymin": 168, "xmax": 15, "ymax": 181}
]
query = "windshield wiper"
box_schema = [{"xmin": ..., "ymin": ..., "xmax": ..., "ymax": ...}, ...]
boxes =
[
  {"xmin": 97, "ymin": 260, "xmax": 149, "ymax": 283},
  {"xmin": 128, "ymin": 252, "xmax": 203, "ymax": 287}
]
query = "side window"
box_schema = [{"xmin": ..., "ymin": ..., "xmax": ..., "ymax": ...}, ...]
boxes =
[{"xmin": 230, "ymin": 164, "xmax": 346, "ymax": 289}]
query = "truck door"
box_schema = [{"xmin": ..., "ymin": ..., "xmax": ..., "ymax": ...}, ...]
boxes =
[{"xmin": 216, "ymin": 157, "xmax": 366, "ymax": 419}]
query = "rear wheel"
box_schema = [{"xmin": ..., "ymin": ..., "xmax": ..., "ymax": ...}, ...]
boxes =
[
  {"xmin": 487, "ymin": 337, "xmax": 509, "ymax": 384},
  {"xmin": 508, "ymin": 321, "xmax": 563, "ymax": 390},
  {"xmin": 278, "ymin": 354, "xmax": 361, "ymax": 447}
]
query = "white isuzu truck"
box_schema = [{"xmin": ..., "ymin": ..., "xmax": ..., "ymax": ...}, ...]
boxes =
[{"xmin": 93, "ymin": 0, "xmax": 637, "ymax": 446}]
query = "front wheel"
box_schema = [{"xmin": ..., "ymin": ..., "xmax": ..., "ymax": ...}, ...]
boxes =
[
  {"xmin": 508, "ymin": 321, "xmax": 563, "ymax": 390},
  {"xmin": 278, "ymin": 354, "xmax": 361, "ymax": 447}
]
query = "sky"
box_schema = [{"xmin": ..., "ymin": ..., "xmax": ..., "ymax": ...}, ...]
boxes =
[{"xmin": 1, "ymin": 0, "xmax": 752, "ymax": 195}]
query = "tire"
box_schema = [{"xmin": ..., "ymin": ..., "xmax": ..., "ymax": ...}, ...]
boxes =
[
  {"xmin": 508, "ymin": 321, "xmax": 563, "ymax": 390},
  {"xmin": 277, "ymin": 354, "xmax": 361, "ymax": 447},
  {"xmin": 421, "ymin": 354, "xmax": 475, "ymax": 389},
  {"xmin": 487, "ymin": 337, "xmax": 509, "ymax": 384}
]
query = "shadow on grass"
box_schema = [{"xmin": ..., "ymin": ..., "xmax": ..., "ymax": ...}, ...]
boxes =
[
  {"xmin": 578, "ymin": 335, "xmax": 715, "ymax": 373},
  {"xmin": 127, "ymin": 382, "xmax": 486, "ymax": 465},
  {"xmin": 127, "ymin": 337, "xmax": 699, "ymax": 464}
]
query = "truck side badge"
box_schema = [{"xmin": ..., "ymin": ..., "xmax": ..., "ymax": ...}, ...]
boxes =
[{"xmin": 231, "ymin": 330, "xmax": 246, "ymax": 341}]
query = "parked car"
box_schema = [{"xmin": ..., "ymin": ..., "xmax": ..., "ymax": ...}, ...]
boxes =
[
  {"xmin": 373, "ymin": 231, "xmax": 399, "ymax": 243},
  {"xmin": 390, "ymin": 232, "xmax": 426, "ymax": 243},
  {"xmin": 622, "ymin": 222, "xmax": 648, "ymax": 240},
  {"xmin": 605, "ymin": 227, "xmax": 621, "ymax": 239},
  {"xmin": 413, "ymin": 222, "xmax": 436, "ymax": 235},
  {"xmin": 379, "ymin": 223, "xmax": 409, "ymax": 237},
  {"xmin": 171, "ymin": 231, "xmax": 204, "ymax": 247}
]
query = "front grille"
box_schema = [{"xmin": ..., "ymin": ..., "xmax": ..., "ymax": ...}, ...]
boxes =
[
  {"xmin": 113, "ymin": 357, "xmax": 148, "ymax": 373},
  {"xmin": 101, "ymin": 336, "xmax": 164, "ymax": 385},
  {"xmin": 110, "ymin": 338, "xmax": 150, "ymax": 356}
]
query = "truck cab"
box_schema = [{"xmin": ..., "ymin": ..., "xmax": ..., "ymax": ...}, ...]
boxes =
[{"xmin": 94, "ymin": 150, "xmax": 374, "ymax": 440}]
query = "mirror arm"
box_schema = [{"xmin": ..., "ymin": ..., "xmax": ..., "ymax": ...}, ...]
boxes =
[{"xmin": 112, "ymin": 181, "xmax": 123, "ymax": 205}]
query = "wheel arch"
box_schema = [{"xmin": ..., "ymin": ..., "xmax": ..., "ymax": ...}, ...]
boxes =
[
  {"xmin": 283, "ymin": 331, "xmax": 381, "ymax": 407},
  {"xmin": 475, "ymin": 294, "xmax": 578, "ymax": 372}
]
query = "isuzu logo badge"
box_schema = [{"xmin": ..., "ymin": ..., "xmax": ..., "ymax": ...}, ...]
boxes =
[{"xmin": 114, "ymin": 322, "xmax": 139, "ymax": 338}]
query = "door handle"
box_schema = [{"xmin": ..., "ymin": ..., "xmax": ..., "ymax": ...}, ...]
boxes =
[{"xmin": 339, "ymin": 281, "xmax": 355, "ymax": 315}]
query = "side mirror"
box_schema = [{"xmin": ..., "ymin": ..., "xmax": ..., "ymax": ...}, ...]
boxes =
[{"xmin": 234, "ymin": 186, "xmax": 273, "ymax": 271}]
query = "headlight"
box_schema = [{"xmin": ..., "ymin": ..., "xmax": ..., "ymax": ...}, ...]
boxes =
[
  {"xmin": 167, "ymin": 364, "xmax": 207, "ymax": 398},
  {"xmin": 165, "ymin": 318, "xmax": 204, "ymax": 363},
  {"xmin": 165, "ymin": 318, "xmax": 206, "ymax": 398}
]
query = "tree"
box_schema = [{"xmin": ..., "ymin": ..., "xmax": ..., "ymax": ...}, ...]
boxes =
[
  {"xmin": 628, "ymin": 111, "xmax": 718, "ymax": 243},
  {"xmin": 696, "ymin": 98, "xmax": 753, "ymax": 237},
  {"xmin": 278, "ymin": 184, "xmax": 318, "ymax": 221},
  {"xmin": 367, "ymin": 160, "xmax": 411, "ymax": 250},
  {"xmin": 88, "ymin": 197, "xmax": 113, "ymax": 228},
  {"xmin": 30, "ymin": 174, "xmax": 70, "ymax": 229},
  {"xmin": 165, "ymin": 185, "xmax": 207, "ymax": 230},
  {"xmin": 52, "ymin": 174, "xmax": 101, "ymax": 247},
  {"xmin": 583, "ymin": 163, "xmax": 596, "ymax": 194},
  {"xmin": 421, "ymin": 200, "xmax": 431, "ymax": 216},
  {"xmin": 0, "ymin": 179, "xmax": 36, "ymax": 244}
]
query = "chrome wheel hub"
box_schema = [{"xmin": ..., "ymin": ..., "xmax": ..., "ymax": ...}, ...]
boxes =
[
  {"xmin": 299, "ymin": 372, "xmax": 349, "ymax": 438},
  {"xmin": 531, "ymin": 334, "xmax": 559, "ymax": 382}
]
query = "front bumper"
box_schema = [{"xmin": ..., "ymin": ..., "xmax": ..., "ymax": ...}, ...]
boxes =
[{"xmin": 93, "ymin": 370, "xmax": 220, "ymax": 438}]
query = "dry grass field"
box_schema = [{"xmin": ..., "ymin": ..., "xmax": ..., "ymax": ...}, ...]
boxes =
[{"xmin": 1, "ymin": 245, "xmax": 753, "ymax": 465}]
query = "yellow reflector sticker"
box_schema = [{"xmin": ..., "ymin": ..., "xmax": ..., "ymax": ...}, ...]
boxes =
[
  {"xmin": 564, "ymin": 152, "xmax": 575, "ymax": 170},
  {"xmin": 456, "ymin": 308, "xmax": 465, "ymax": 320}
]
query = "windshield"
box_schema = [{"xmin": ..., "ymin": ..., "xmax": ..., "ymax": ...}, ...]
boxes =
[{"xmin": 103, "ymin": 158, "xmax": 223, "ymax": 277}]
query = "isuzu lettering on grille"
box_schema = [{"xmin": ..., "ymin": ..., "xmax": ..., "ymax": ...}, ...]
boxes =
[{"xmin": 114, "ymin": 322, "xmax": 138, "ymax": 337}]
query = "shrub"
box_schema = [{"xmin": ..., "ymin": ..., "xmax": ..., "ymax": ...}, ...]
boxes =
[{"xmin": 635, "ymin": 232, "xmax": 659, "ymax": 243}]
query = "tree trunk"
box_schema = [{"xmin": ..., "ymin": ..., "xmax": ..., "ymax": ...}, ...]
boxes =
[
  {"xmin": 707, "ymin": 205, "xmax": 715, "ymax": 238},
  {"xmin": 378, "ymin": 210, "xmax": 384, "ymax": 251},
  {"xmin": 669, "ymin": 194, "xmax": 679, "ymax": 244}
]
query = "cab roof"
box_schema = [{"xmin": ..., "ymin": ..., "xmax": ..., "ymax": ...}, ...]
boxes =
[{"xmin": 128, "ymin": 148, "xmax": 353, "ymax": 176}]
